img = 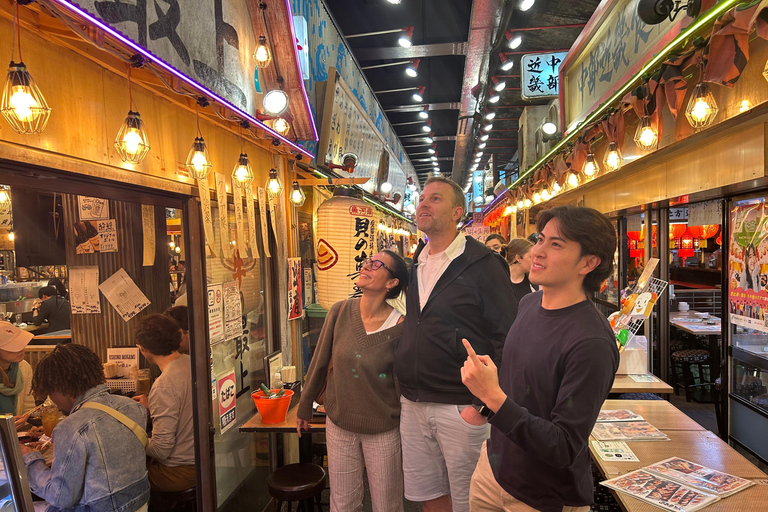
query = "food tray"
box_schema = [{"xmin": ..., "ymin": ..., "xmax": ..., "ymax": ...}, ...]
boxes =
[{"xmin": 106, "ymin": 378, "xmax": 137, "ymax": 393}]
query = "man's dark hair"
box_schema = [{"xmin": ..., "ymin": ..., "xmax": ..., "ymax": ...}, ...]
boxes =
[
  {"xmin": 135, "ymin": 314, "xmax": 181, "ymax": 356},
  {"xmin": 380, "ymin": 250, "xmax": 409, "ymax": 299},
  {"xmin": 47, "ymin": 278, "xmax": 67, "ymax": 297},
  {"xmin": 536, "ymin": 206, "xmax": 616, "ymax": 294},
  {"xmin": 164, "ymin": 306, "xmax": 189, "ymax": 333},
  {"xmin": 423, "ymin": 176, "xmax": 466, "ymax": 215},
  {"xmin": 38, "ymin": 286, "xmax": 58, "ymax": 299},
  {"xmin": 32, "ymin": 344, "xmax": 105, "ymax": 401}
]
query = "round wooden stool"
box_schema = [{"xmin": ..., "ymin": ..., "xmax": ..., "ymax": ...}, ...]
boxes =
[{"xmin": 268, "ymin": 463, "xmax": 326, "ymax": 512}]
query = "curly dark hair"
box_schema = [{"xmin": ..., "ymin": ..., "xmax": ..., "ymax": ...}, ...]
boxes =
[
  {"xmin": 164, "ymin": 305, "xmax": 189, "ymax": 333},
  {"xmin": 135, "ymin": 314, "xmax": 181, "ymax": 356},
  {"xmin": 32, "ymin": 344, "xmax": 105, "ymax": 401},
  {"xmin": 536, "ymin": 205, "xmax": 616, "ymax": 295}
]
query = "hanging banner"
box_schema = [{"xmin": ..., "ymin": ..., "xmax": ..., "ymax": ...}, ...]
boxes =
[
  {"xmin": 214, "ymin": 173, "xmax": 230, "ymax": 258},
  {"xmin": 288, "ymin": 258, "xmax": 303, "ymax": 320},
  {"xmin": 521, "ymin": 51, "xmax": 566, "ymax": 100},
  {"xmin": 688, "ymin": 201, "xmax": 722, "ymax": 227},
  {"xmin": 245, "ymin": 185, "xmax": 259, "ymax": 259},
  {"xmin": 141, "ymin": 205, "xmax": 155, "ymax": 266},
  {"xmin": 224, "ymin": 281, "xmax": 243, "ymax": 341},
  {"xmin": 729, "ymin": 201, "xmax": 768, "ymax": 333},
  {"xmin": 197, "ymin": 179, "xmax": 216, "ymax": 256},
  {"xmin": 233, "ymin": 185, "xmax": 246, "ymax": 257},
  {"xmin": 257, "ymin": 187, "xmax": 271, "ymax": 257}
]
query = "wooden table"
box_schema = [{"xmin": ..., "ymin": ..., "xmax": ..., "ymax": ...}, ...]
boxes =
[
  {"xmin": 591, "ymin": 430, "xmax": 768, "ymax": 512},
  {"xmin": 601, "ymin": 400, "xmax": 704, "ymax": 431},
  {"xmin": 241, "ymin": 406, "xmax": 326, "ymax": 464},
  {"xmin": 610, "ymin": 375, "xmax": 673, "ymax": 396}
]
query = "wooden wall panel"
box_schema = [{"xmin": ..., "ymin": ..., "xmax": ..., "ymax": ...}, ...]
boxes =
[{"xmin": 63, "ymin": 195, "xmax": 171, "ymax": 361}]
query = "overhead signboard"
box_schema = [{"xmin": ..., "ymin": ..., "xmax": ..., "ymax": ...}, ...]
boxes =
[
  {"xmin": 561, "ymin": 0, "xmax": 678, "ymax": 128},
  {"xmin": 521, "ymin": 52, "xmax": 567, "ymax": 100}
]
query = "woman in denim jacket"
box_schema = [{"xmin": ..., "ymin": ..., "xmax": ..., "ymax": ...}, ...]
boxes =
[{"xmin": 20, "ymin": 344, "xmax": 150, "ymax": 512}]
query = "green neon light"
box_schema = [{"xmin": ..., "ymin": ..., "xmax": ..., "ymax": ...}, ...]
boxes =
[
  {"xmin": 509, "ymin": 0, "xmax": 741, "ymax": 190},
  {"xmin": 363, "ymin": 196, "xmax": 413, "ymax": 223}
]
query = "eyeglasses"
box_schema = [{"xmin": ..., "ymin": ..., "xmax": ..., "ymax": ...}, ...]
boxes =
[{"xmin": 361, "ymin": 257, "xmax": 394, "ymax": 275}]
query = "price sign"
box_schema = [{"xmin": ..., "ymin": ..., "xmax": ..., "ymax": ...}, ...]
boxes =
[{"xmin": 218, "ymin": 369, "xmax": 237, "ymax": 433}]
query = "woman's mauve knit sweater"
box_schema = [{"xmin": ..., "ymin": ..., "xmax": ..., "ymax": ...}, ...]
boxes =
[{"xmin": 298, "ymin": 298, "xmax": 403, "ymax": 434}]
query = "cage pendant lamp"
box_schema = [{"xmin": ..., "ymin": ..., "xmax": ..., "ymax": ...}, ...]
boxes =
[
  {"xmin": 186, "ymin": 104, "xmax": 212, "ymax": 180},
  {"xmin": 1, "ymin": 6, "xmax": 51, "ymax": 134},
  {"xmin": 634, "ymin": 115, "xmax": 658, "ymax": 151},
  {"xmin": 254, "ymin": 35, "xmax": 272, "ymax": 69},
  {"xmin": 232, "ymin": 153, "xmax": 254, "ymax": 187},
  {"xmin": 685, "ymin": 82, "xmax": 718, "ymax": 130},
  {"xmin": 114, "ymin": 67, "xmax": 150, "ymax": 164}
]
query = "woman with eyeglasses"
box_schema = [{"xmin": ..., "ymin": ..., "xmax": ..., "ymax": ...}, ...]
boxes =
[{"xmin": 297, "ymin": 250, "xmax": 409, "ymax": 512}]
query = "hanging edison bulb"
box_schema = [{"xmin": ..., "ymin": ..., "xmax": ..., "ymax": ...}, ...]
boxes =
[
  {"xmin": 186, "ymin": 137, "xmax": 212, "ymax": 180},
  {"xmin": 567, "ymin": 171, "xmax": 580, "ymax": 188},
  {"xmin": 523, "ymin": 198, "xmax": 532, "ymax": 209},
  {"xmin": 114, "ymin": 111, "xmax": 150, "ymax": 164},
  {"xmin": 0, "ymin": 187, "xmax": 9, "ymax": 204},
  {"xmin": 273, "ymin": 117, "xmax": 290, "ymax": 135},
  {"xmin": 603, "ymin": 141, "xmax": 622, "ymax": 172},
  {"xmin": 685, "ymin": 82, "xmax": 718, "ymax": 130},
  {"xmin": 516, "ymin": 199, "xmax": 524, "ymax": 210},
  {"xmin": 540, "ymin": 187, "xmax": 550, "ymax": 201},
  {"xmin": 1, "ymin": 62, "xmax": 51, "ymax": 134},
  {"xmin": 533, "ymin": 192, "xmax": 542, "ymax": 204},
  {"xmin": 231, "ymin": 153, "xmax": 254, "ymax": 187},
  {"xmin": 290, "ymin": 181, "xmax": 306, "ymax": 207},
  {"xmin": 266, "ymin": 168, "xmax": 283, "ymax": 198},
  {"xmin": 583, "ymin": 153, "xmax": 599, "ymax": 177},
  {"xmin": 634, "ymin": 116, "xmax": 658, "ymax": 150},
  {"xmin": 253, "ymin": 36, "xmax": 272, "ymax": 68}
]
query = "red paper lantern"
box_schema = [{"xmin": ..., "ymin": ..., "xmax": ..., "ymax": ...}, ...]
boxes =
[
  {"xmin": 669, "ymin": 223, "xmax": 687, "ymax": 239},
  {"xmin": 687, "ymin": 225, "xmax": 704, "ymax": 239},
  {"xmin": 701, "ymin": 224, "xmax": 720, "ymax": 239}
]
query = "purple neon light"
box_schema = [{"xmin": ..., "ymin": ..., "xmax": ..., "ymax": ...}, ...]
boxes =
[
  {"xmin": 50, "ymin": 0, "xmax": 315, "ymax": 158},
  {"xmin": 284, "ymin": 0, "xmax": 318, "ymax": 141}
]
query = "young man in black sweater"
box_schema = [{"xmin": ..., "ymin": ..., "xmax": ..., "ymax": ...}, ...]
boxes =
[{"xmin": 461, "ymin": 205, "xmax": 619, "ymax": 512}]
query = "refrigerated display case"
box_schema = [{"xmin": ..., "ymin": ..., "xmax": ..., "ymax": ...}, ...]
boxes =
[
  {"xmin": 727, "ymin": 198, "xmax": 768, "ymax": 464},
  {"xmin": 0, "ymin": 416, "xmax": 35, "ymax": 511}
]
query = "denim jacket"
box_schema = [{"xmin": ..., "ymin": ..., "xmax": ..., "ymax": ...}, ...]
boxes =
[{"xmin": 23, "ymin": 385, "xmax": 150, "ymax": 512}]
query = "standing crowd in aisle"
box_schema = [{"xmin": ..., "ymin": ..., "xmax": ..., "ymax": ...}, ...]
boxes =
[{"xmin": 300, "ymin": 176, "xmax": 619, "ymax": 512}]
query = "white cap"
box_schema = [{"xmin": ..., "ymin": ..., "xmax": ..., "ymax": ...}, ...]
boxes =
[{"xmin": 0, "ymin": 321, "xmax": 34, "ymax": 352}]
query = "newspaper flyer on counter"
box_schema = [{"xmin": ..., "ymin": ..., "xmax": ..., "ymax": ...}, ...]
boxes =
[
  {"xmin": 597, "ymin": 410, "xmax": 645, "ymax": 422},
  {"xmin": 591, "ymin": 421, "xmax": 669, "ymax": 442}
]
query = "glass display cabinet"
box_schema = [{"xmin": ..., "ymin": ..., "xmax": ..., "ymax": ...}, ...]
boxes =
[{"xmin": 0, "ymin": 415, "xmax": 35, "ymax": 511}]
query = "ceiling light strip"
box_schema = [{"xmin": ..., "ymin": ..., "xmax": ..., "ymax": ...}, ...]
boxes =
[
  {"xmin": 49, "ymin": 0, "xmax": 315, "ymax": 157},
  {"xmin": 509, "ymin": 0, "xmax": 740, "ymax": 191}
]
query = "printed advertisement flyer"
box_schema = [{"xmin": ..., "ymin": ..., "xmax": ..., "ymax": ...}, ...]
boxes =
[{"xmin": 728, "ymin": 201, "xmax": 768, "ymax": 333}]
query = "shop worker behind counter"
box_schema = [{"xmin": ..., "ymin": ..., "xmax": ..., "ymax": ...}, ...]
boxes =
[
  {"xmin": 394, "ymin": 176, "xmax": 517, "ymax": 512},
  {"xmin": 461, "ymin": 205, "xmax": 619, "ymax": 512},
  {"xmin": 21, "ymin": 343, "xmax": 150, "ymax": 512},
  {"xmin": 32, "ymin": 286, "xmax": 71, "ymax": 333}
]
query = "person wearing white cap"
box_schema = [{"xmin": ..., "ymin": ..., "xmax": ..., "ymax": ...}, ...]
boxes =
[{"xmin": 0, "ymin": 321, "xmax": 35, "ymax": 416}]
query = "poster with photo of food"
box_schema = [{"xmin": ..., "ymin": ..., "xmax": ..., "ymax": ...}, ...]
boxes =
[{"xmin": 729, "ymin": 201, "xmax": 768, "ymax": 333}]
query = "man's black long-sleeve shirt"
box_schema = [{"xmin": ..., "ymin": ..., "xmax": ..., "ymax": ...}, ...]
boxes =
[{"xmin": 487, "ymin": 292, "xmax": 618, "ymax": 512}]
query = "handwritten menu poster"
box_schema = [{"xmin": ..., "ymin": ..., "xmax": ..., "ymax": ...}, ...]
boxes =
[
  {"xmin": 257, "ymin": 187, "xmax": 271, "ymax": 257},
  {"xmin": 141, "ymin": 205, "xmax": 155, "ymax": 266},
  {"xmin": 207, "ymin": 284, "xmax": 224, "ymax": 344},
  {"xmin": 214, "ymin": 173, "xmax": 230, "ymax": 258},
  {"xmin": 197, "ymin": 179, "xmax": 216, "ymax": 256},
  {"xmin": 233, "ymin": 185, "xmax": 246, "ymax": 256},
  {"xmin": 245, "ymin": 185, "xmax": 259, "ymax": 259},
  {"xmin": 69, "ymin": 266, "xmax": 101, "ymax": 314},
  {"xmin": 223, "ymin": 281, "xmax": 242, "ymax": 340},
  {"xmin": 97, "ymin": 219, "xmax": 118, "ymax": 252},
  {"xmin": 288, "ymin": 258, "xmax": 303, "ymax": 320},
  {"xmin": 99, "ymin": 268, "xmax": 150, "ymax": 321},
  {"xmin": 78, "ymin": 196, "xmax": 109, "ymax": 220}
]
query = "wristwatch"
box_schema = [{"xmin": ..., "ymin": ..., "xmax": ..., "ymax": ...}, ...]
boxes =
[{"xmin": 472, "ymin": 403, "xmax": 491, "ymax": 418}]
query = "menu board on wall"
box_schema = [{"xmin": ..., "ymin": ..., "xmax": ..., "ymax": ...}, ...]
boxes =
[
  {"xmin": 318, "ymin": 69, "xmax": 412, "ymax": 196},
  {"xmin": 728, "ymin": 201, "xmax": 768, "ymax": 333}
]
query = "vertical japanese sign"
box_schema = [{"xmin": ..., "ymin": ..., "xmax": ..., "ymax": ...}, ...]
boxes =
[
  {"xmin": 207, "ymin": 284, "xmax": 225, "ymax": 344},
  {"xmin": 472, "ymin": 171, "xmax": 484, "ymax": 207},
  {"xmin": 223, "ymin": 281, "xmax": 242, "ymax": 341},
  {"xmin": 350, "ymin": 204, "xmax": 375, "ymax": 299},
  {"xmin": 214, "ymin": 173, "xmax": 231, "ymax": 258},
  {"xmin": 217, "ymin": 369, "xmax": 237, "ymax": 433},
  {"xmin": 197, "ymin": 179, "xmax": 216, "ymax": 256},
  {"xmin": 245, "ymin": 185, "xmax": 259, "ymax": 258},
  {"xmin": 97, "ymin": 219, "xmax": 118, "ymax": 252},
  {"xmin": 257, "ymin": 187, "xmax": 271, "ymax": 257},
  {"xmin": 287, "ymin": 258, "xmax": 303, "ymax": 320},
  {"xmin": 729, "ymin": 201, "xmax": 768, "ymax": 333},
  {"xmin": 141, "ymin": 205, "xmax": 156, "ymax": 266},
  {"xmin": 233, "ymin": 184, "xmax": 246, "ymax": 257},
  {"xmin": 521, "ymin": 52, "xmax": 566, "ymax": 100}
]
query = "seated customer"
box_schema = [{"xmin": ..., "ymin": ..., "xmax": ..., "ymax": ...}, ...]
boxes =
[
  {"xmin": 0, "ymin": 322, "xmax": 36, "ymax": 416},
  {"xmin": 163, "ymin": 306, "xmax": 189, "ymax": 354},
  {"xmin": 32, "ymin": 286, "xmax": 71, "ymax": 332},
  {"xmin": 134, "ymin": 314, "xmax": 196, "ymax": 492},
  {"xmin": 21, "ymin": 344, "xmax": 150, "ymax": 512}
]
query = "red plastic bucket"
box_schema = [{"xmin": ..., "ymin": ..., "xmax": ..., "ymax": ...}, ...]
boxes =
[{"xmin": 251, "ymin": 389, "xmax": 294, "ymax": 424}]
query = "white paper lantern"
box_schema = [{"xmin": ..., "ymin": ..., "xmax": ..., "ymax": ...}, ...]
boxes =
[{"xmin": 316, "ymin": 191, "xmax": 375, "ymax": 310}]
